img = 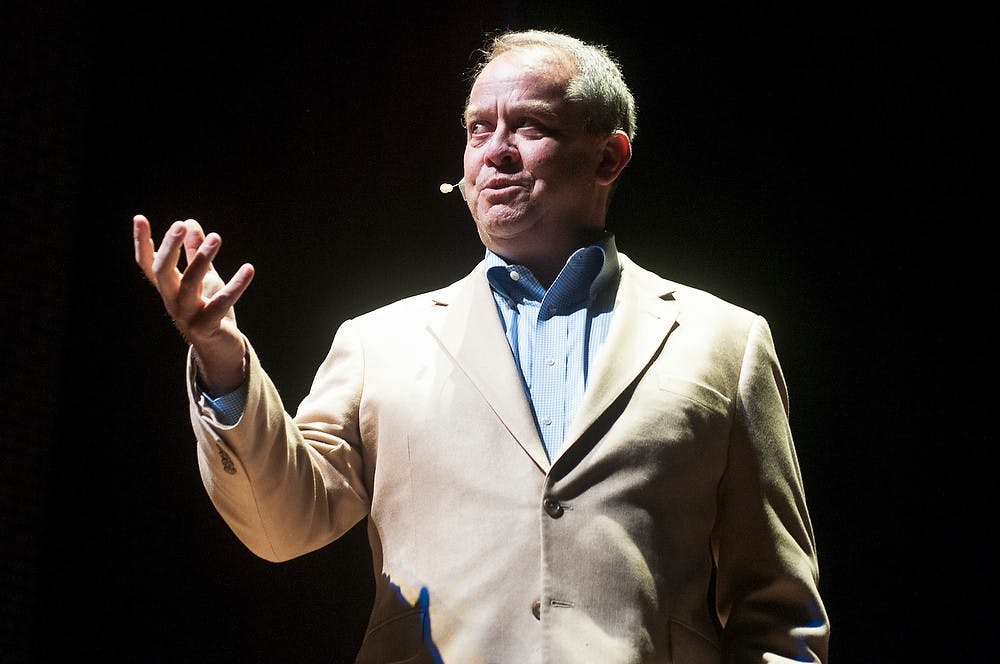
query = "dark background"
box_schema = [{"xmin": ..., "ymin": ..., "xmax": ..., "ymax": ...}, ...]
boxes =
[{"xmin": 2, "ymin": 2, "xmax": 985, "ymax": 662}]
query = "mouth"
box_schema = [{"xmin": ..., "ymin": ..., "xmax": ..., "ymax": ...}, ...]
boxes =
[
  {"xmin": 478, "ymin": 185, "xmax": 526, "ymax": 205},
  {"xmin": 479, "ymin": 178, "xmax": 529, "ymax": 199}
]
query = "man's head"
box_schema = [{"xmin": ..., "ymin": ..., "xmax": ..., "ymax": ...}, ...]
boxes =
[
  {"xmin": 461, "ymin": 30, "xmax": 636, "ymax": 279},
  {"xmin": 469, "ymin": 30, "xmax": 637, "ymax": 142}
]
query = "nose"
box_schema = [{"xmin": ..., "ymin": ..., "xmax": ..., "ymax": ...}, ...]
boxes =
[{"xmin": 484, "ymin": 129, "xmax": 519, "ymax": 168}]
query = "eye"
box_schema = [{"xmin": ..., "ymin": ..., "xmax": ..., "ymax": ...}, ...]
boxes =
[
  {"xmin": 515, "ymin": 117, "xmax": 551, "ymax": 139},
  {"xmin": 466, "ymin": 119, "xmax": 493, "ymax": 147},
  {"xmin": 467, "ymin": 120, "xmax": 491, "ymax": 136}
]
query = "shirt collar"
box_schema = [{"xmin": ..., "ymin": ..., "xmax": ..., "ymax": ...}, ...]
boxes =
[{"xmin": 484, "ymin": 233, "xmax": 621, "ymax": 316}]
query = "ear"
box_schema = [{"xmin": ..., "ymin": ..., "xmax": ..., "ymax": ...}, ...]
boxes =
[{"xmin": 595, "ymin": 130, "xmax": 632, "ymax": 185}]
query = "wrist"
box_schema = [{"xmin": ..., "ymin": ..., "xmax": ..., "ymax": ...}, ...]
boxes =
[{"xmin": 192, "ymin": 337, "xmax": 247, "ymax": 396}]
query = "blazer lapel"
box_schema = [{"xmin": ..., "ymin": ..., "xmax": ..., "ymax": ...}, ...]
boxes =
[
  {"xmin": 427, "ymin": 263, "xmax": 550, "ymax": 471},
  {"xmin": 562, "ymin": 256, "xmax": 679, "ymax": 452}
]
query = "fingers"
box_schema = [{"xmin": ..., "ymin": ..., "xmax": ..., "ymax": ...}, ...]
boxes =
[
  {"xmin": 150, "ymin": 220, "xmax": 189, "ymax": 294},
  {"xmin": 132, "ymin": 214, "xmax": 252, "ymax": 330},
  {"xmin": 182, "ymin": 218, "xmax": 207, "ymax": 266},
  {"xmin": 177, "ymin": 230, "xmax": 224, "ymax": 301},
  {"xmin": 133, "ymin": 215, "xmax": 156, "ymax": 280},
  {"xmin": 180, "ymin": 233, "xmax": 254, "ymax": 314},
  {"xmin": 204, "ymin": 263, "xmax": 255, "ymax": 319}
]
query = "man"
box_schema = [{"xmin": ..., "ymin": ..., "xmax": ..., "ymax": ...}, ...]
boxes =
[{"xmin": 134, "ymin": 29, "xmax": 829, "ymax": 664}]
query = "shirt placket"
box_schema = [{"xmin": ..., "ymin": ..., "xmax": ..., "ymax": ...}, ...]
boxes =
[{"xmin": 532, "ymin": 301, "xmax": 569, "ymax": 460}]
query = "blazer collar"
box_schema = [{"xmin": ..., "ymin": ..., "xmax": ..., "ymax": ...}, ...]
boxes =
[
  {"xmin": 426, "ymin": 254, "xmax": 680, "ymax": 472},
  {"xmin": 428, "ymin": 264, "xmax": 551, "ymax": 471},
  {"xmin": 561, "ymin": 254, "xmax": 679, "ymax": 455}
]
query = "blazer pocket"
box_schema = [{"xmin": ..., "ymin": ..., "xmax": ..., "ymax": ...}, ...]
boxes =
[
  {"xmin": 669, "ymin": 617, "xmax": 720, "ymax": 663},
  {"xmin": 658, "ymin": 375, "xmax": 731, "ymax": 414},
  {"xmin": 354, "ymin": 606, "xmax": 428, "ymax": 664}
]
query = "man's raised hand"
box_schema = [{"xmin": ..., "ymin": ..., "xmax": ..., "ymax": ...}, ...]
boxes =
[{"xmin": 132, "ymin": 214, "xmax": 255, "ymax": 394}]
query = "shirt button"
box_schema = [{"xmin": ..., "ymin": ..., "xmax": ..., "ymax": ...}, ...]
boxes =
[
  {"xmin": 542, "ymin": 417, "xmax": 552, "ymax": 425},
  {"xmin": 545, "ymin": 358, "xmax": 555, "ymax": 366},
  {"xmin": 543, "ymin": 498, "xmax": 564, "ymax": 518},
  {"xmin": 531, "ymin": 599, "xmax": 541, "ymax": 620},
  {"xmin": 509, "ymin": 270, "xmax": 520, "ymax": 281}
]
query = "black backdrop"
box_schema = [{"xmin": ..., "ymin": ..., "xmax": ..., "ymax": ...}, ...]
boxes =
[{"xmin": 2, "ymin": 2, "xmax": 983, "ymax": 662}]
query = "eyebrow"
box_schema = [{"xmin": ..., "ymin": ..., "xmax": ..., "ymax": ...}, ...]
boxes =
[{"xmin": 464, "ymin": 99, "xmax": 562, "ymax": 125}]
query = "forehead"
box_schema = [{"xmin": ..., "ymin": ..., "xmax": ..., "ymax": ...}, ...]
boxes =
[{"xmin": 466, "ymin": 48, "xmax": 575, "ymax": 117}]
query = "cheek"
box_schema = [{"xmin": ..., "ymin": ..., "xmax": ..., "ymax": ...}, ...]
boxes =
[
  {"xmin": 461, "ymin": 153, "xmax": 477, "ymax": 214},
  {"xmin": 548, "ymin": 146, "xmax": 597, "ymax": 180},
  {"xmin": 462, "ymin": 147, "xmax": 477, "ymax": 181},
  {"xmin": 524, "ymin": 143, "xmax": 582, "ymax": 183}
]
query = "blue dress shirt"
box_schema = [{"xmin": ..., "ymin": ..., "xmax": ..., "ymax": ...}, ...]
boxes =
[
  {"xmin": 203, "ymin": 382, "xmax": 247, "ymax": 426},
  {"xmin": 483, "ymin": 233, "xmax": 620, "ymax": 460}
]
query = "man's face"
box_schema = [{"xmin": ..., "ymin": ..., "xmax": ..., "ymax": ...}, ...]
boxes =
[{"xmin": 462, "ymin": 48, "xmax": 608, "ymax": 261}]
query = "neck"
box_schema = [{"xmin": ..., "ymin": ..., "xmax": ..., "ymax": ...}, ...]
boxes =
[{"xmin": 491, "ymin": 228, "xmax": 607, "ymax": 288}]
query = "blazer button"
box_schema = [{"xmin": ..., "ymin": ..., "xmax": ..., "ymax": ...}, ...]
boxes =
[
  {"xmin": 542, "ymin": 497, "xmax": 564, "ymax": 518},
  {"xmin": 531, "ymin": 599, "xmax": 541, "ymax": 620}
]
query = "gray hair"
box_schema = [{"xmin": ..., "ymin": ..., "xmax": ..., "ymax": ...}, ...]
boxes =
[{"xmin": 468, "ymin": 29, "xmax": 638, "ymax": 142}]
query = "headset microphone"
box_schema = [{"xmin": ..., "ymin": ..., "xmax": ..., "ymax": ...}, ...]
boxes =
[{"xmin": 439, "ymin": 180, "xmax": 467, "ymax": 200}]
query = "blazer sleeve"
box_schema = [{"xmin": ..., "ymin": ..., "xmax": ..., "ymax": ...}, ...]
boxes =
[
  {"xmin": 187, "ymin": 323, "xmax": 370, "ymax": 563},
  {"xmin": 712, "ymin": 316, "xmax": 831, "ymax": 662}
]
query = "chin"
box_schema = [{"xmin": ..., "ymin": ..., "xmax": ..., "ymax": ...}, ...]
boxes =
[
  {"xmin": 479, "ymin": 197, "xmax": 531, "ymax": 222},
  {"xmin": 479, "ymin": 220, "xmax": 527, "ymax": 239}
]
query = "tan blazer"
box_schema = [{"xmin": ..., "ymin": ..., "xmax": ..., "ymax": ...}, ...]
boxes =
[{"xmin": 188, "ymin": 254, "xmax": 829, "ymax": 663}]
